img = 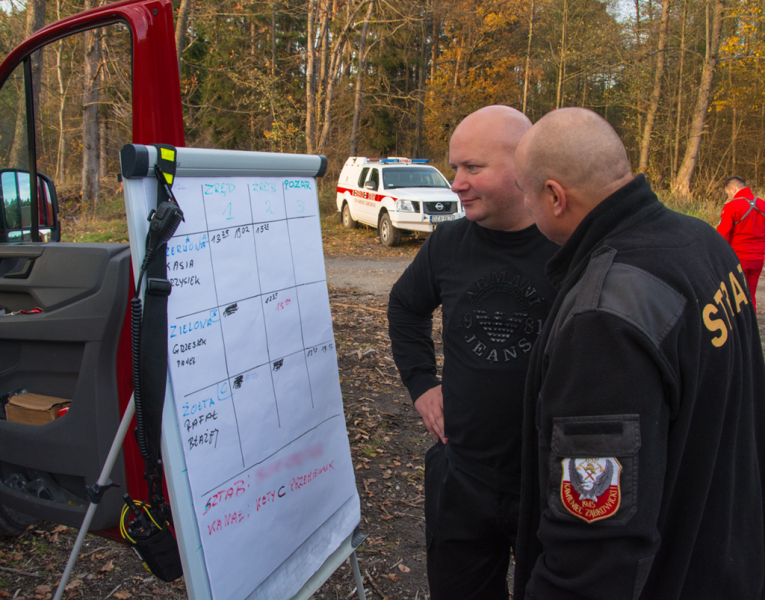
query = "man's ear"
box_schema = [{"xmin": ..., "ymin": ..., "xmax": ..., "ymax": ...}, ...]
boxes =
[{"xmin": 545, "ymin": 180, "xmax": 567, "ymax": 217}]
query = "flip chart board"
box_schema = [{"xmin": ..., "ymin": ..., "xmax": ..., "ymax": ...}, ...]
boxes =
[{"xmin": 121, "ymin": 145, "xmax": 360, "ymax": 600}]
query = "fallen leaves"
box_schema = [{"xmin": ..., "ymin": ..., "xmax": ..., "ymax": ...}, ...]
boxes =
[
  {"xmin": 64, "ymin": 579, "xmax": 82, "ymax": 591},
  {"xmin": 100, "ymin": 560, "xmax": 115, "ymax": 573}
]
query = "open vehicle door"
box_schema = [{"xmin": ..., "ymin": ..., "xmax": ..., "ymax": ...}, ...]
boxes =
[{"xmin": 0, "ymin": 0, "xmax": 183, "ymax": 537}]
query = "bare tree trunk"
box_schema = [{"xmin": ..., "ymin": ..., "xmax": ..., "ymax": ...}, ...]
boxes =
[
  {"xmin": 729, "ymin": 62, "xmax": 737, "ymax": 173},
  {"xmin": 522, "ymin": 0, "xmax": 535, "ymax": 115},
  {"xmin": 451, "ymin": 44, "xmax": 463, "ymax": 109},
  {"xmin": 672, "ymin": 0, "xmax": 688, "ymax": 179},
  {"xmin": 175, "ymin": 0, "xmax": 193, "ymax": 78},
  {"xmin": 350, "ymin": 1, "xmax": 374, "ymax": 156},
  {"xmin": 271, "ymin": 1, "xmax": 277, "ymax": 80},
  {"xmin": 430, "ymin": 0, "xmax": 439, "ymax": 83},
  {"xmin": 305, "ymin": 0, "xmax": 317, "ymax": 154},
  {"xmin": 634, "ymin": 0, "xmax": 643, "ymax": 144},
  {"xmin": 556, "ymin": 0, "xmax": 568, "ymax": 109},
  {"xmin": 634, "ymin": 0, "xmax": 641, "ymax": 45},
  {"xmin": 638, "ymin": 0, "xmax": 670, "ymax": 173},
  {"xmin": 82, "ymin": 5, "xmax": 101, "ymax": 210},
  {"xmin": 315, "ymin": 0, "xmax": 330, "ymax": 138},
  {"xmin": 673, "ymin": 0, "xmax": 725, "ymax": 198},
  {"xmin": 55, "ymin": 0, "xmax": 66, "ymax": 180},
  {"xmin": 414, "ymin": 11, "xmax": 428, "ymax": 156},
  {"xmin": 99, "ymin": 35, "xmax": 109, "ymax": 178},
  {"xmin": 317, "ymin": 0, "xmax": 373, "ymax": 152},
  {"xmin": 56, "ymin": 37, "xmax": 66, "ymax": 180},
  {"xmin": 9, "ymin": 0, "xmax": 46, "ymax": 168}
]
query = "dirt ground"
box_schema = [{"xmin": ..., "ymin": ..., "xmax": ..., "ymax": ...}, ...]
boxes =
[{"xmin": 2, "ymin": 228, "xmax": 764, "ymax": 600}]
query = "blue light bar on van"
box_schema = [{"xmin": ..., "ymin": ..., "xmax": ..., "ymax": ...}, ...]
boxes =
[
  {"xmin": 412, "ymin": 159, "xmax": 430, "ymax": 163},
  {"xmin": 379, "ymin": 159, "xmax": 400, "ymax": 163}
]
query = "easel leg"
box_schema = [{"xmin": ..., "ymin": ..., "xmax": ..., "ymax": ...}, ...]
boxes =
[
  {"xmin": 350, "ymin": 550, "xmax": 366, "ymax": 600},
  {"xmin": 52, "ymin": 396, "xmax": 136, "ymax": 600}
]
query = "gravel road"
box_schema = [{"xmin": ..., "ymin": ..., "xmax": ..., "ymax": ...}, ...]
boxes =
[{"xmin": 325, "ymin": 256, "xmax": 413, "ymax": 296}]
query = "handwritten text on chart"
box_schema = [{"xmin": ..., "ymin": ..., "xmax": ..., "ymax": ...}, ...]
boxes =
[
  {"xmin": 283, "ymin": 180, "xmax": 312, "ymax": 190},
  {"xmin": 203, "ymin": 460, "xmax": 335, "ymax": 536},
  {"xmin": 181, "ymin": 382, "xmax": 232, "ymax": 417},
  {"xmin": 252, "ymin": 182, "xmax": 277, "ymax": 193},
  {"xmin": 200, "ymin": 443, "xmax": 324, "ymax": 515},
  {"xmin": 184, "ymin": 410, "xmax": 218, "ymax": 433},
  {"xmin": 168, "ymin": 259, "xmax": 194, "ymax": 271},
  {"xmin": 167, "ymin": 234, "xmax": 208, "ymax": 256},
  {"xmin": 204, "ymin": 183, "xmax": 237, "ymax": 196},
  {"xmin": 306, "ymin": 343, "xmax": 334, "ymax": 357},
  {"xmin": 170, "ymin": 309, "xmax": 220, "ymax": 338},
  {"xmin": 255, "ymin": 443, "xmax": 324, "ymax": 483},
  {"xmin": 210, "ymin": 226, "xmax": 251, "ymax": 244},
  {"xmin": 188, "ymin": 428, "xmax": 220, "ymax": 452}
]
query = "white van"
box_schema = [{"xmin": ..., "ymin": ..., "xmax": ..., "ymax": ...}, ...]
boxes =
[{"xmin": 336, "ymin": 157, "xmax": 463, "ymax": 246}]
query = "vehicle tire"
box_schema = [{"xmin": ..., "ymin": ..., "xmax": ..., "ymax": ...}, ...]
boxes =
[
  {"xmin": 379, "ymin": 213, "xmax": 401, "ymax": 247},
  {"xmin": 342, "ymin": 203, "xmax": 357, "ymax": 229},
  {"xmin": 0, "ymin": 503, "xmax": 37, "ymax": 537}
]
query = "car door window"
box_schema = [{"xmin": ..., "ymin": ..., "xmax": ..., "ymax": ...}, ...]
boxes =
[
  {"xmin": 0, "ymin": 23, "xmax": 132, "ymax": 242},
  {"xmin": 0, "ymin": 67, "xmax": 28, "ymax": 173},
  {"xmin": 357, "ymin": 167, "xmax": 369, "ymax": 188},
  {"xmin": 367, "ymin": 168, "xmax": 379, "ymax": 191}
]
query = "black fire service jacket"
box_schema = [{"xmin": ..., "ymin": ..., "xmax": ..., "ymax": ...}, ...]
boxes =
[{"xmin": 514, "ymin": 175, "xmax": 765, "ymax": 600}]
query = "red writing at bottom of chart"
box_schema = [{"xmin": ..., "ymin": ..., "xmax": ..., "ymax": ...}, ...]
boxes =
[
  {"xmin": 206, "ymin": 510, "xmax": 245, "ymax": 536},
  {"xmin": 203, "ymin": 478, "xmax": 247, "ymax": 515},
  {"xmin": 204, "ymin": 461, "xmax": 336, "ymax": 536}
]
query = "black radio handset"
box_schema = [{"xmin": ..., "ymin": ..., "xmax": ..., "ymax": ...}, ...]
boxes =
[{"xmin": 146, "ymin": 164, "xmax": 185, "ymax": 256}]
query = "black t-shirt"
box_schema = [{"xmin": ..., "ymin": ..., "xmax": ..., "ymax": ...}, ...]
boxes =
[{"xmin": 388, "ymin": 217, "xmax": 558, "ymax": 489}]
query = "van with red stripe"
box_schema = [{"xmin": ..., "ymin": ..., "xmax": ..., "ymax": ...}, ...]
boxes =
[{"xmin": 336, "ymin": 157, "xmax": 463, "ymax": 247}]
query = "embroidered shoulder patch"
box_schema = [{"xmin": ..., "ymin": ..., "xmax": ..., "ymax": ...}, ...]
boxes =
[{"xmin": 560, "ymin": 457, "xmax": 622, "ymax": 523}]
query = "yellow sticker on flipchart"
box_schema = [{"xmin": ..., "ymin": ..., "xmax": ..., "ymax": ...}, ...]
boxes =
[
  {"xmin": 161, "ymin": 148, "xmax": 175, "ymax": 161},
  {"xmin": 164, "ymin": 173, "xmax": 174, "ymax": 184}
]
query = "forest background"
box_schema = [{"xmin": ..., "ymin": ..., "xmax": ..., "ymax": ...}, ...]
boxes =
[{"xmin": 0, "ymin": 0, "xmax": 764, "ymax": 232}]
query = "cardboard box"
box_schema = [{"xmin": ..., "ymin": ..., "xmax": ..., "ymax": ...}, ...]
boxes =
[{"xmin": 6, "ymin": 393, "xmax": 71, "ymax": 425}]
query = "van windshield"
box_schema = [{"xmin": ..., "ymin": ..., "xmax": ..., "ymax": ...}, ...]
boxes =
[{"xmin": 382, "ymin": 167, "xmax": 450, "ymax": 189}]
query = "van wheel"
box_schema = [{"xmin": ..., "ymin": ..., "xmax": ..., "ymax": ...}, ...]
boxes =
[
  {"xmin": 0, "ymin": 503, "xmax": 37, "ymax": 537},
  {"xmin": 342, "ymin": 204, "xmax": 357, "ymax": 229},
  {"xmin": 379, "ymin": 213, "xmax": 401, "ymax": 247}
]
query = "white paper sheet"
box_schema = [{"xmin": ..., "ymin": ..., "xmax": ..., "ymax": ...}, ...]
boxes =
[{"xmin": 147, "ymin": 176, "xmax": 358, "ymax": 600}]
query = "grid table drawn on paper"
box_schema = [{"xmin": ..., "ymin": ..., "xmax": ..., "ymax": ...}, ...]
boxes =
[{"xmin": 142, "ymin": 175, "xmax": 359, "ymax": 600}]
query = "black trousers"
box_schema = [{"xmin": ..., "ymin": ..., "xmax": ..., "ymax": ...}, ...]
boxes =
[{"xmin": 424, "ymin": 442, "xmax": 520, "ymax": 600}]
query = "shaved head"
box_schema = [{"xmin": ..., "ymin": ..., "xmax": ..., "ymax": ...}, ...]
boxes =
[
  {"xmin": 449, "ymin": 105, "xmax": 534, "ymax": 231},
  {"xmin": 515, "ymin": 108, "xmax": 634, "ymax": 244},
  {"xmin": 519, "ymin": 108, "xmax": 631, "ymax": 198},
  {"xmin": 452, "ymin": 105, "xmax": 532, "ymax": 153}
]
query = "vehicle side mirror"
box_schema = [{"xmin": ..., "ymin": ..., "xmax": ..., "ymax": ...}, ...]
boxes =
[
  {"xmin": 364, "ymin": 180, "xmax": 377, "ymax": 191},
  {"xmin": 0, "ymin": 169, "xmax": 60, "ymax": 243}
]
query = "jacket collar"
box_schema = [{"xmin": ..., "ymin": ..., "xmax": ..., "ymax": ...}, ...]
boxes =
[
  {"xmin": 546, "ymin": 174, "xmax": 661, "ymax": 289},
  {"xmin": 733, "ymin": 187, "xmax": 755, "ymax": 202}
]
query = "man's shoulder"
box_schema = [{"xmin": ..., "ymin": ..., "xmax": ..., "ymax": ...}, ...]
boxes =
[
  {"xmin": 556, "ymin": 247, "xmax": 686, "ymax": 348},
  {"xmin": 725, "ymin": 196, "xmax": 754, "ymax": 212}
]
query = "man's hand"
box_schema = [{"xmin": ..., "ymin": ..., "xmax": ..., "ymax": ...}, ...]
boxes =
[{"xmin": 414, "ymin": 385, "xmax": 447, "ymax": 444}]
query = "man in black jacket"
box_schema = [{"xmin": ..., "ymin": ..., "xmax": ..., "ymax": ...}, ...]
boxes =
[
  {"xmin": 513, "ymin": 107, "xmax": 765, "ymax": 599},
  {"xmin": 388, "ymin": 105, "xmax": 558, "ymax": 599}
]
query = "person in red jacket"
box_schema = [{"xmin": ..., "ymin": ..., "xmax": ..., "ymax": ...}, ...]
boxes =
[{"xmin": 716, "ymin": 176, "xmax": 765, "ymax": 312}]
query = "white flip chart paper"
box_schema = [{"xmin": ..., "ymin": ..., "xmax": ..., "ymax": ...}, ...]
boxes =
[{"xmin": 138, "ymin": 175, "xmax": 359, "ymax": 600}]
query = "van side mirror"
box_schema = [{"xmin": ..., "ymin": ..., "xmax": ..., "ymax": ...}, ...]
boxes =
[
  {"xmin": 0, "ymin": 170, "xmax": 60, "ymax": 243},
  {"xmin": 364, "ymin": 180, "xmax": 377, "ymax": 191}
]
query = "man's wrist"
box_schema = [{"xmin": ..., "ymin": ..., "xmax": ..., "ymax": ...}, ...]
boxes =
[{"xmin": 407, "ymin": 374, "xmax": 441, "ymax": 405}]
